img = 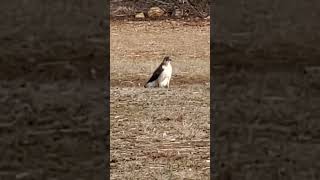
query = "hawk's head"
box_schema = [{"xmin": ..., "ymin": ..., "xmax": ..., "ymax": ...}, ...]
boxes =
[{"xmin": 163, "ymin": 56, "xmax": 172, "ymax": 65}]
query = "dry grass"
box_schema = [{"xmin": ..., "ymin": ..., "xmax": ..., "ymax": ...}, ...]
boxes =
[{"xmin": 110, "ymin": 20, "xmax": 210, "ymax": 179}]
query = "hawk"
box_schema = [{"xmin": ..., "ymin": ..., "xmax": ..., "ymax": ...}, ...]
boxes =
[{"xmin": 144, "ymin": 56, "xmax": 172, "ymax": 88}]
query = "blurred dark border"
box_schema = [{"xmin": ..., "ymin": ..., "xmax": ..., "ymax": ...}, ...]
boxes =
[
  {"xmin": 106, "ymin": 0, "xmax": 111, "ymax": 179},
  {"xmin": 212, "ymin": 1, "xmax": 320, "ymax": 179},
  {"xmin": 210, "ymin": 0, "xmax": 215, "ymax": 179},
  {"xmin": 0, "ymin": 1, "xmax": 109, "ymax": 179}
]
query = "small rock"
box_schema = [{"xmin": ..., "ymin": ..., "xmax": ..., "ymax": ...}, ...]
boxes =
[
  {"xmin": 148, "ymin": 7, "xmax": 164, "ymax": 18},
  {"xmin": 135, "ymin": 12, "xmax": 145, "ymax": 19},
  {"xmin": 173, "ymin": 8, "xmax": 183, "ymax": 17},
  {"xmin": 162, "ymin": 132, "xmax": 167, "ymax": 137},
  {"xmin": 170, "ymin": 20, "xmax": 177, "ymax": 25}
]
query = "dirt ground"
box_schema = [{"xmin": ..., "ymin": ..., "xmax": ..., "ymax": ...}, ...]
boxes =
[{"xmin": 110, "ymin": 20, "xmax": 210, "ymax": 179}]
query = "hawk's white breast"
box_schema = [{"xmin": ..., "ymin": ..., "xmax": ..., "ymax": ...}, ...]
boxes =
[{"xmin": 158, "ymin": 63, "xmax": 172, "ymax": 87}]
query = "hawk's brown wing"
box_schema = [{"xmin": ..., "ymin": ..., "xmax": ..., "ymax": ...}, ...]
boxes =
[{"xmin": 146, "ymin": 64, "xmax": 163, "ymax": 83}]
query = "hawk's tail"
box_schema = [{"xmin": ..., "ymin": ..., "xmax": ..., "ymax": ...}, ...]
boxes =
[{"xmin": 144, "ymin": 81, "xmax": 157, "ymax": 88}]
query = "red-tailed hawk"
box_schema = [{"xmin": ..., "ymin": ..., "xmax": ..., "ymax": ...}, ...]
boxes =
[{"xmin": 144, "ymin": 56, "xmax": 172, "ymax": 88}]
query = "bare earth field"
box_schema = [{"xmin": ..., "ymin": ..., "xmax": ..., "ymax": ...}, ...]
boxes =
[{"xmin": 110, "ymin": 20, "xmax": 210, "ymax": 179}]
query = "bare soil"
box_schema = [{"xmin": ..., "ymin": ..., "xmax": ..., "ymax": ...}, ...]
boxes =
[{"xmin": 110, "ymin": 20, "xmax": 210, "ymax": 179}]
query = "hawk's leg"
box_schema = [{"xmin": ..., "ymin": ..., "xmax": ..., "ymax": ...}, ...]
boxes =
[
  {"xmin": 167, "ymin": 79, "xmax": 171, "ymax": 89},
  {"xmin": 163, "ymin": 81, "xmax": 170, "ymax": 88}
]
